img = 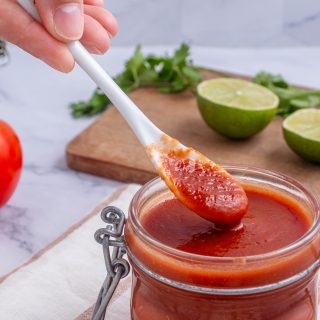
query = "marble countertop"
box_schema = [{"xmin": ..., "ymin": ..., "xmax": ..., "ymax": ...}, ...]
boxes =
[{"xmin": 1, "ymin": 45, "xmax": 320, "ymax": 276}]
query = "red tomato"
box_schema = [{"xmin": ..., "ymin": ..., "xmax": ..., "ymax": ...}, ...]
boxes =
[{"xmin": 0, "ymin": 120, "xmax": 23, "ymax": 207}]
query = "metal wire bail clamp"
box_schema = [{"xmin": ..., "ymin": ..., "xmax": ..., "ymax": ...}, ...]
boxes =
[{"xmin": 92, "ymin": 206, "xmax": 130, "ymax": 320}]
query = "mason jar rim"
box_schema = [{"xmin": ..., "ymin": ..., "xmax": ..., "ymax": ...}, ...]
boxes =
[{"xmin": 129, "ymin": 164, "xmax": 320, "ymax": 265}]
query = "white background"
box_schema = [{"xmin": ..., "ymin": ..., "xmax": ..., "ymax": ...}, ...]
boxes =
[{"xmin": 106, "ymin": 0, "xmax": 320, "ymax": 46}]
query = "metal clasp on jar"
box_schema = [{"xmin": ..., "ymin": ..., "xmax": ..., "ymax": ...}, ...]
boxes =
[{"xmin": 92, "ymin": 206, "xmax": 130, "ymax": 320}]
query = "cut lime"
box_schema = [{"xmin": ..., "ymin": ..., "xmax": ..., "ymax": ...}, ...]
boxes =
[
  {"xmin": 197, "ymin": 78, "xmax": 279, "ymax": 139},
  {"xmin": 283, "ymin": 109, "xmax": 320, "ymax": 163}
]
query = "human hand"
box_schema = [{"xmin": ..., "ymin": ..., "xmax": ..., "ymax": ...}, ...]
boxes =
[{"xmin": 0, "ymin": 0, "xmax": 118, "ymax": 72}]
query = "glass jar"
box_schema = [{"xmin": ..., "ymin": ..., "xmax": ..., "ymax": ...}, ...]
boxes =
[{"xmin": 124, "ymin": 166, "xmax": 320, "ymax": 320}]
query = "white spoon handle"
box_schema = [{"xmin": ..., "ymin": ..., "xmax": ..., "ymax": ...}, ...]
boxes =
[{"xmin": 17, "ymin": 0, "xmax": 163, "ymax": 146}]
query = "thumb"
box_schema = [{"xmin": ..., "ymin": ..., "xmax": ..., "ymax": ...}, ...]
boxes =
[{"xmin": 36, "ymin": 0, "xmax": 84, "ymax": 41}]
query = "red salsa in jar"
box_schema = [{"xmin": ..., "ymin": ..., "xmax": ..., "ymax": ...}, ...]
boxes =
[
  {"xmin": 142, "ymin": 188, "xmax": 310, "ymax": 258},
  {"xmin": 125, "ymin": 168, "xmax": 320, "ymax": 320}
]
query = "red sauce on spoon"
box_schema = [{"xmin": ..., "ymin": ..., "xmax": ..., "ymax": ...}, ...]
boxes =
[{"xmin": 160, "ymin": 150, "xmax": 248, "ymax": 227}]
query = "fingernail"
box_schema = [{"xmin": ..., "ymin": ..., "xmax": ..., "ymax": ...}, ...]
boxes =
[{"xmin": 53, "ymin": 3, "xmax": 84, "ymax": 40}]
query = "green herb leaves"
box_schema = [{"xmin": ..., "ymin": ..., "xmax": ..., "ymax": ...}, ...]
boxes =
[
  {"xmin": 71, "ymin": 44, "xmax": 202, "ymax": 118},
  {"xmin": 254, "ymin": 71, "xmax": 320, "ymax": 117}
]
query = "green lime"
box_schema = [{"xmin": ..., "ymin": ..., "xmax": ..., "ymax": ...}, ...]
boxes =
[
  {"xmin": 283, "ymin": 109, "xmax": 320, "ymax": 163},
  {"xmin": 197, "ymin": 78, "xmax": 279, "ymax": 139}
]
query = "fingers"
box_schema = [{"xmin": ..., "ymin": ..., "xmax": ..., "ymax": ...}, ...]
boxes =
[
  {"xmin": 84, "ymin": 4, "xmax": 118, "ymax": 38},
  {"xmin": 81, "ymin": 14, "xmax": 110, "ymax": 54},
  {"xmin": 84, "ymin": 0, "xmax": 104, "ymax": 6},
  {"xmin": 0, "ymin": 0, "xmax": 118, "ymax": 73},
  {"xmin": 0, "ymin": 0, "xmax": 74, "ymax": 72},
  {"xmin": 35, "ymin": 0, "xmax": 118, "ymax": 52},
  {"xmin": 35, "ymin": 0, "xmax": 84, "ymax": 41}
]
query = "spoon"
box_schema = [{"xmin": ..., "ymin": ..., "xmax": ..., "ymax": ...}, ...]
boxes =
[{"xmin": 18, "ymin": 0, "xmax": 248, "ymax": 226}]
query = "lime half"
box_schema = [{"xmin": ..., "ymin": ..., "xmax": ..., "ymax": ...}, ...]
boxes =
[
  {"xmin": 197, "ymin": 78, "xmax": 279, "ymax": 139},
  {"xmin": 283, "ymin": 109, "xmax": 320, "ymax": 163}
]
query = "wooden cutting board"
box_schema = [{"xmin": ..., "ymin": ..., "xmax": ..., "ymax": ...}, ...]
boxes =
[{"xmin": 66, "ymin": 70, "xmax": 319, "ymax": 194}]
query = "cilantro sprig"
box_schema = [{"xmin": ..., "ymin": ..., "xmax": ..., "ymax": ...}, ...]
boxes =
[
  {"xmin": 253, "ymin": 71, "xmax": 320, "ymax": 117},
  {"xmin": 71, "ymin": 44, "xmax": 202, "ymax": 118}
]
